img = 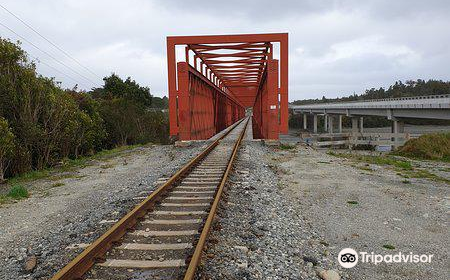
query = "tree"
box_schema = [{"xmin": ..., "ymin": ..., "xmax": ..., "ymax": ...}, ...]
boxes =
[
  {"xmin": 94, "ymin": 74, "xmax": 153, "ymax": 107},
  {"xmin": 0, "ymin": 38, "xmax": 169, "ymax": 180},
  {"xmin": 66, "ymin": 90, "xmax": 107, "ymax": 156},
  {"xmin": 151, "ymin": 96, "xmax": 169, "ymax": 109},
  {"xmin": 99, "ymin": 98, "xmax": 141, "ymax": 146},
  {"xmin": 0, "ymin": 117, "xmax": 15, "ymax": 183}
]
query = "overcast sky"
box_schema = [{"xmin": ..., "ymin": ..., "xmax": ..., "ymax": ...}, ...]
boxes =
[{"xmin": 1, "ymin": 0, "xmax": 449, "ymax": 101}]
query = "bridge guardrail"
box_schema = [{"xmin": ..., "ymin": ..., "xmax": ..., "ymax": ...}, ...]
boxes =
[{"xmin": 290, "ymin": 94, "xmax": 450, "ymax": 109}]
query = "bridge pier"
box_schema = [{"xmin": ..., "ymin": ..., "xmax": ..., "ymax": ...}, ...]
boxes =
[
  {"xmin": 313, "ymin": 114, "xmax": 318, "ymax": 133},
  {"xmin": 351, "ymin": 117, "xmax": 364, "ymax": 133},
  {"xmin": 360, "ymin": 117, "xmax": 364, "ymax": 133},
  {"xmin": 391, "ymin": 119, "xmax": 405, "ymax": 148},
  {"xmin": 351, "ymin": 117, "xmax": 358, "ymax": 132},
  {"xmin": 303, "ymin": 113, "xmax": 307, "ymax": 130},
  {"xmin": 392, "ymin": 119, "xmax": 405, "ymax": 134},
  {"xmin": 291, "ymin": 94, "xmax": 450, "ymax": 149},
  {"xmin": 328, "ymin": 115, "xmax": 334, "ymax": 134}
]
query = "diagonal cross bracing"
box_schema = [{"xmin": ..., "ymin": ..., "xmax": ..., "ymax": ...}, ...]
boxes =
[{"xmin": 166, "ymin": 33, "xmax": 289, "ymax": 140}]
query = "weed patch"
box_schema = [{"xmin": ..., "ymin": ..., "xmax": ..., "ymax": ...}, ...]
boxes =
[
  {"xmin": 403, "ymin": 169, "xmax": 450, "ymax": 185},
  {"xmin": 7, "ymin": 170, "xmax": 49, "ymax": 186},
  {"xmin": 279, "ymin": 144, "xmax": 295, "ymax": 150},
  {"xmin": 358, "ymin": 165, "xmax": 373, "ymax": 171},
  {"xmin": 328, "ymin": 151, "xmax": 449, "ymax": 185},
  {"xmin": 7, "ymin": 185, "xmax": 29, "ymax": 199},
  {"xmin": 49, "ymin": 173, "xmax": 77, "ymax": 181},
  {"xmin": 51, "ymin": 182, "xmax": 65, "ymax": 188},
  {"xmin": 327, "ymin": 151, "xmax": 412, "ymax": 170},
  {"xmin": 100, "ymin": 164, "xmax": 115, "ymax": 169}
]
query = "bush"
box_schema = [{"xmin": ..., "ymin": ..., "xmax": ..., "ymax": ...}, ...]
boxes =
[
  {"xmin": 0, "ymin": 38, "xmax": 169, "ymax": 181},
  {"xmin": 279, "ymin": 144, "xmax": 295, "ymax": 150},
  {"xmin": 395, "ymin": 132, "xmax": 450, "ymax": 161},
  {"xmin": 7, "ymin": 185, "xmax": 29, "ymax": 199},
  {"xmin": 0, "ymin": 117, "xmax": 15, "ymax": 182}
]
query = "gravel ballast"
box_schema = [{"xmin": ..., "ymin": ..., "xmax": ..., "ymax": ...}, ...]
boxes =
[{"xmin": 197, "ymin": 142, "xmax": 335, "ymax": 279}]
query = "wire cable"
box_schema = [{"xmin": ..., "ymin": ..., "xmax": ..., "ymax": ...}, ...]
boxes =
[
  {"xmin": 0, "ymin": 21, "xmax": 100, "ymax": 87},
  {"xmin": 0, "ymin": 3, "xmax": 103, "ymax": 80},
  {"xmin": 31, "ymin": 55, "xmax": 90, "ymax": 89}
]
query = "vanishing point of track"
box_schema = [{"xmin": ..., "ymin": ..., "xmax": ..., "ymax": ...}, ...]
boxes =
[{"xmin": 52, "ymin": 117, "xmax": 249, "ymax": 280}]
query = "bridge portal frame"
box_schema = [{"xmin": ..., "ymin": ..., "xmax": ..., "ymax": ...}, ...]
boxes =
[{"xmin": 167, "ymin": 33, "xmax": 289, "ymax": 139}]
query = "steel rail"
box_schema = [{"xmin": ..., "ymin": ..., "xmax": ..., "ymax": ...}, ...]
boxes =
[
  {"xmin": 51, "ymin": 118, "xmax": 246, "ymax": 280},
  {"xmin": 183, "ymin": 117, "xmax": 249, "ymax": 280}
]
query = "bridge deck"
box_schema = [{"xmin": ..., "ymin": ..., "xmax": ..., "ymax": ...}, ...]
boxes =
[{"xmin": 291, "ymin": 94, "xmax": 450, "ymax": 120}]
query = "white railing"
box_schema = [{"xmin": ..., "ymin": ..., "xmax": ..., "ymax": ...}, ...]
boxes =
[
  {"xmin": 332, "ymin": 94, "xmax": 450, "ymax": 103},
  {"xmin": 290, "ymin": 94, "xmax": 450, "ymax": 109}
]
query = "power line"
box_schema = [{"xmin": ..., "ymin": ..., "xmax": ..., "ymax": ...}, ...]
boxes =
[
  {"xmin": 0, "ymin": 21, "xmax": 100, "ymax": 87},
  {"xmin": 0, "ymin": 23, "xmax": 88, "ymax": 87},
  {"xmin": 0, "ymin": 23, "xmax": 89, "ymax": 88},
  {"xmin": 0, "ymin": 21, "xmax": 97, "ymax": 87},
  {"xmin": 32, "ymin": 55, "xmax": 90, "ymax": 89},
  {"xmin": 0, "ymin": 3, "xmax": 103, "ymax": 80}
]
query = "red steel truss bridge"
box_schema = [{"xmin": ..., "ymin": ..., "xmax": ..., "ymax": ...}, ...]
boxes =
[{"xmin": 167, "ymin": 33, "xmax": 288, "ymax": 140}]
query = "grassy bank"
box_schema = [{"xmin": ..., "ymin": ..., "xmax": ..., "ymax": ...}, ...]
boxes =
[{"xmin": 394, "ymin": 132, "xmax": 450, "ymax": 162}]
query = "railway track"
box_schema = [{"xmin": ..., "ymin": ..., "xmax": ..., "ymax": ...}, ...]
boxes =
[{"xmin": 52, "ymin": 117, "xmax": 249, "ymax": 280}]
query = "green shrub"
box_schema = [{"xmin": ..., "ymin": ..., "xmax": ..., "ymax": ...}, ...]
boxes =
[
  {"xmin": 7, "ymin": 185, "xmax": 29, "ymax": 199},
  {"xmin": 383, "ymin": 244, "xmax": 396, "ymax": 250},
  {"xmin": 395, "ymin": 132, "xmax": 450, "ymax": 161},
  {"xmin": 0, "ymin": 38, "xmax": 169, "ymax": 181},
  {"xmin": 0, "ymin": 117, "xmax": 15, "ymax": 182},
  {"xmin": 279, "ymin": 144, "xmax": 295, "ymax": 150}
]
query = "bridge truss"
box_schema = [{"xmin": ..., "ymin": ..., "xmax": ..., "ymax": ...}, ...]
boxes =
[{"xmin": 167, "ymin": 33, "xmax": 288, "ymax": 140}]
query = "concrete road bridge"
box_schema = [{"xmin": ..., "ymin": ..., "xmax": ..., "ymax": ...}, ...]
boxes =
[{"xmin": 290, "ymin": 94, "xmax": 450, "ymax": 135}]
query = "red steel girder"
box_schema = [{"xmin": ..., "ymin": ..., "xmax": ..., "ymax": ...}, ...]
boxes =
[
  {"xmin": 199, "ymin": 51, "xmax": 266, "ymax": 58},
  {"xmin": 202, "ymin": 59, "xmax": 266, "ymax": 64},
  {"xmin": 191, "ymin": 43, "xmax": 269, "ymax": 50},
  {"xmin": 210, "ymin": 64, "xmax": 264, "ymax": 69}
]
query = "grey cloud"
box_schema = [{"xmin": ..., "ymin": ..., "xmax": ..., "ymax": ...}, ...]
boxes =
[
  {"xmin": 154, "ymin": 0, "xmax": 335, "ymax": 20},
  {"xmin": 0, "ymin": 0, "xmax": 449, "ymax": 100}
]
